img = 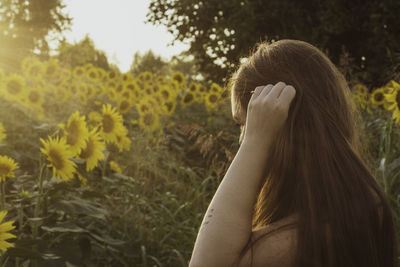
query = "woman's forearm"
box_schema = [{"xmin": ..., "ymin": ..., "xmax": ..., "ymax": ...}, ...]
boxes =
[{"xmin": 189, "ymin": 138, "xmax": 272, "ymax": 267}]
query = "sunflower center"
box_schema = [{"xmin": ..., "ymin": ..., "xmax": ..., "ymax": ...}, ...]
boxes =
[
  {"xmin": 7, "ymin": 80, "xmax": 22, "ymax": 95},
  {"xmin": 89, "ymin": 71, "xmax": 97, "ymax": 79},
  {"xmin": 120, "ymin": 101, "xmax": 130, "ymax": 111},
  {"xmin": 161, "ymin": 90, "xmax": 169, "ymax": 100},
  {"xmin": 66, "ymin": 120, "xmax": 80, "ymax": 146},
  {"xmin": 102, "ymin": 114, "xmax": 115, "ymax": 133},
  {"xmin": 143, "ymin": 113, "xmax": 155, "ymax": 126},
  {"xmin": 116, "ymin": 85, "xmax": 123, "ymax": 93},
  {"xmin": 221, "ymin": 90, "xmax": 228, "ymax": 98},
  {"xmin": 140, "ymin": 104, "xmax": 149, "ymax": 113},
  {"xmin": 174, "ymin": 75, "xmax": 182, "ymax": 83},
  {"xmin": 209, "ymin": 94, "xmax": 218, "ymax": 103},
  {"xmin": 109, "ymin": 71, "xmax": 116, "ymax": 79},
  {"xmin": 0, "ymin": 163, "xmax": 11, "ymax": 177},
  {"xmin": 79, "ymin": 138, "xmax": 94, "ymax": 159},
  {"xmin": 29, "ymin": 91, "xmax": 40, "ymax": 103},
  {"xmin": 374, "ymin": 92, "xmax": 383, "ymax": 102},
  {"xmin": 183, "ymin": 93, "xmax": 194, "ymax": 103},
  {"xmin": 49, "ymin": 149, "xmax": 65, "ymax": 170}
]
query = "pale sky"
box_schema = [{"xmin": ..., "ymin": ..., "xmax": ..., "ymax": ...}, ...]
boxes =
[{"xmin": 59, "ymin": 0, "xmax": 189, "ymax": 72}]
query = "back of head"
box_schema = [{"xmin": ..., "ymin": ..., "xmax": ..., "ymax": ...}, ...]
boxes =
[{"xmin": 230, "ymin": 39, "xmax": 398, "ymax": 267}]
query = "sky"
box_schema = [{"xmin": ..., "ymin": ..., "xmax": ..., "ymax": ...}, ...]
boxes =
[{"xmin": 59, "ymin": 0, "xmax": 189, "ymax": 72}]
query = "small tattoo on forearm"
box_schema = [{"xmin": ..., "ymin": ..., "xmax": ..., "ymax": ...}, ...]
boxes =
[{"xmin": 201, "ymin": 208, "xmax": 214, "ymax": 229}]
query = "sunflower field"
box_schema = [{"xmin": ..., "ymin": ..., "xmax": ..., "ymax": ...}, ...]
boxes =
[{"xmin": 0, "ymin": 56, "xmax": 399, "ymax": 266}]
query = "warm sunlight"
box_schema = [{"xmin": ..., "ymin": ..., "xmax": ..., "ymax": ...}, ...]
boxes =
[{"xmin": 60, "ymin": 0, "xmax": 189, "ymax": 71}]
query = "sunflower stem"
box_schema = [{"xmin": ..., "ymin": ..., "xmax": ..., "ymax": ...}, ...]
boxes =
[
  {"xmin": 32, "ymin": 158, "xmax": 46, "ymax": 267},
  {"xmin": 383, "ymin": 118, "xmax": 395, "ymax": 194}
]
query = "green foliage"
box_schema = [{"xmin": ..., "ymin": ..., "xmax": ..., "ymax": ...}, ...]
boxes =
[
  {"xmin": 147, "ymin": 0, "xmax": 400, "ymax": 86},
  {"xmin": 130, "ymin": 50, "xmax": 201, "ymax": 82},
  {"xmin": 57, "ymin": 36, "xmax": 110, "ymax": 70},
  {"xmin": 130, "ymin": 50, "xmax": 169, "ymax": 77},
  {"xmin": 0, "ymin": 0, "xmax": 71, "ymax": 72}
]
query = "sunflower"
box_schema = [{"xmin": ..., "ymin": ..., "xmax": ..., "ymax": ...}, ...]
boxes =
[
  {"xmin": 115, "ymin": 133, "xmax": 131, "ymax": 152},
  {"xmin": 44, "ymin": 59, "xmax": 59, "ymax": 79},
  {"xmin": 24, "ymin": 87, "xmax": 44, "ymax": 110},
  {"xmin": 384, "ymin": 88, "xmax": 400, "ymax": 123},
  {"xmin": 120, "ymin": 89, "xmax": 133, "ymax": 102},
  {"xmin": 109, "ymin": 160, "xmax": 122, "ymax": 173},
  {"xmin": 0, "ymin": 156, "xmax": 18, "ymax": 182},
  {"xmin": 73, "ymin": 66, "xmax": 86, "ymax": 80},
  {"xmin": 78, "ymin": 128, "xmax": 105, "ymax": 172},
  {"xmin": 384, "ymin": 80, "xmax": 400, "ymax": 94},
  {"xmin": 121, "ymin": 73, "xmax": 134, "ymax": 83},
  {"xmin": 181, "ymin": 92, "xmax": 195, "ymax": 107},
  {"xmin": 59, "ymin": 112, "xmax": 90, "ymax": 156},
  {"xmin": 88, "ymin": 111, "xmax": 101, "ymax": 123},
  {"xmin": 136, "ymin": 98, "xmax": 151, "ymax": 114},
  {"xmin": 0, "ymin": 123, "xmax": 6, "ymax": 143},
  {"xmin": 2, "ymin": 74, "xmax": 25, "ymax": 102},
  {"xmin": 118, "ymin": 99, "xmax": 132, "ymax": 114},
  {"xmin": 162, "ymin": 100, "xmax": 176, "ymax": 115},
  {"xmin": 188, "ymin": 82, "xmax": 198, "ymax": 93},
  {"xmin": 370, "ymin": 88, "xmax": 385, "ymax": 107},
  {"xmin": 25, "ymin": 59, "xmax": 44, "ymax": 80},
  {"xmin": 144, "ymin": 72, "xmax": 153, "ymax": 83},
  {"xmin": 40, "ymin": 136, "xmax": 77, "ymax": 182},
  {"xmin": 205, "ymin": 91, "xmax": 220, "ymax": 112},
  {"xmin": 99, "ymin": 104, "xmax": 126, "ymax": 144},
  {"xmin": 139, "ymin": 111, "xmax": 161, "ymax": 132},
  {"xmin": 0, "ymin": 211, "xmax": 16, "ymax": 252},
  {"xmin": 156, "ymin": 75, "xmax": 168, "ymax": 85},
  {"xmin": 210, "ymin": 83, "xmax": 222, "ymax": 93},
  {"xmin": 159, "ymin": 85, "xmax": 176, "ymax": 102},
  {"xmin": 352, "ymin": 83, "xmax": 368, "ymax": 95},
  {"xmin": 171, "ymin": 71, "xmax": 185, "ymax": 89},
  {"xmin": 220, "ymin": 87, "xmax": 230, "ymax": 100},
  {"xmin": 198, "ymin": 84, "xmax": 206, "ymax": 93},
  {"xmin": 124, "ymin": 81, "xmax": 139, "ymax": 92},
  {"xmin": 86, "ymin": 67, "xmax": 100, "ymax": 82},
  {"xmin": 107, "ymin": 69, "xmax": 119, "ymax": 81}
]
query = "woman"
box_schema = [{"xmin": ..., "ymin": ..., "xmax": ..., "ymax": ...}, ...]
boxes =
[{"xmin": 189, "ymin": 39, "xmax": 398, "ymax": 267}]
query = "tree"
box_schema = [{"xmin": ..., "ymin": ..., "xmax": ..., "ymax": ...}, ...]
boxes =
[
  {"xmin": 0, "ymin": 0, "xmax": 71, "ymax": 72},
  {"xmin": 130, "ymin": 50, "xmax": 169, "ymax": 76},
  {"xmin": 56, "ymin": 36, "xmax": 110, "ymax": 70},
  {"xmin": 147, "ymin": 0, "xmax": 400, "ymax": 87},
  {"xmin": 129, "ymin": 50, "xmax": 202, "ymax": 81}
]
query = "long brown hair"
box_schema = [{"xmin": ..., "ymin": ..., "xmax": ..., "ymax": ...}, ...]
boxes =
[{"xmin": 229, "ymin": 39, "xmax": 398, "ymax": 267}]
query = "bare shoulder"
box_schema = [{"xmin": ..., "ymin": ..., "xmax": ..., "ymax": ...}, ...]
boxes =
[{"xmin": 235, "ymin": 214, "xmax": 299, "ymax": 267}]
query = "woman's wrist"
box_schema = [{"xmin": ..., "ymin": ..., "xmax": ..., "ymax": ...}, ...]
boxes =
[{"xmin": 241, "ymin": 135, "xmax": 273, "ymax": 156}]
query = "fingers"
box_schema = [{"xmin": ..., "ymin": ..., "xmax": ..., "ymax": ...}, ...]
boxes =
[
  {"xmin": 263, "ymin": 81, "xmax": 286, "ymax": 99},
  {"xmin": 251, "ymin": 86, "xmax": 265, "ymax": 98},
  {"xmin": 251, "ymin": 82, "xmax": 296, "ymax": 104},
  {"xmin": 278, "ymin": 85, "xmax": 296, "ymax": 105}
]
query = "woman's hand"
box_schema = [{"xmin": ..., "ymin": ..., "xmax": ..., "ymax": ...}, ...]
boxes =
[{"xmin": 243, "ymin": 81, "xmax": 296, "ymax": 147}]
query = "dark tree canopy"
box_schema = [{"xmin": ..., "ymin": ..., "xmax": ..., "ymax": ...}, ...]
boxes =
[
  {"xmin": 147, "ymin": 0, "xmax": 400, "ymax": 87},
  {"xmin": 57, "ymin": 36, "xmax": 110, "ymax": 70},
  {"xmin": 0, "ymin": 0, "xmax": 71, "ymax": 72}
]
